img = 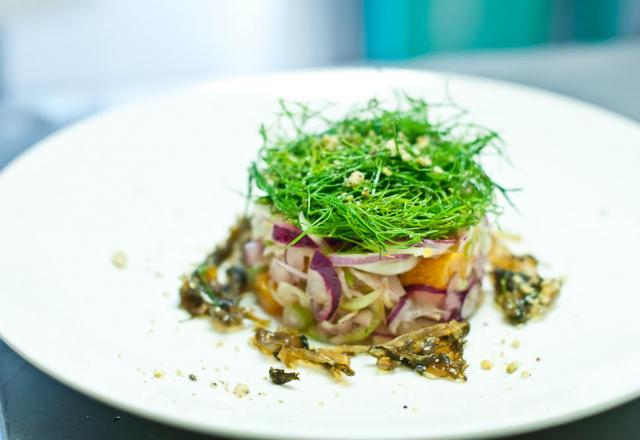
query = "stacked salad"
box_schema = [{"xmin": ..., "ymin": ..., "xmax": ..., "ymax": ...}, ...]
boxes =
[{"xmin": 241, "ymin": 98, "xmax": 503, "ymax": 344}]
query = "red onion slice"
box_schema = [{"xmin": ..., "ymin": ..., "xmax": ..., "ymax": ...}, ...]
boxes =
[
  {"xmin": 243, "ymin": 240, "xmax": 264, "ymax": 267},
  {"xmin": 384, "ymin": 275, "xmax": 406, "ymax": 307},
  {"xmin": 272, "ymin": 222, "xmax": 319, "ymax": 248},
  {"xmin": 388, "ymin": 297, "xmax": 444, "ymax": 334},
  {"xmin": 268, "ymin": 258, "xmax": 292, "ymax": 284},
  {"xmin": 317, "ymin": 318, "xmax": 353, "ymax": 336},
  {"xmin": 272, "ymin": 257, "xmax": 308, "ymax": 280},
  {"xmin": 460, "ymin": 282, "xmax": 482, "ymax": 320},
  {"xmin": 443, "ymin": 276, "xmax": 481, "ymax": 321},
  {"xmin": 419, "ymin": 238, "xmax": 458, "ymax": 245},
  {"xmin": 387, "ymin": 295, "xmax": 408, "ymax": 324},
  {"xmin": 328, "ymin": 253, "xmax": 408, "ymax": 266},
  {"xmin": 413, "ymin": 291, "xmax": 446, "ymax": 309},
  {"xmin": 284, "ymin": 247, "xmax": 314, "ymax": 272},
  {"xmin": 373, "ymin": 328, "xmax": 396, "ymax": 339},
  {"xmin": 350, "ymin": 269, "xmax": 384, "ymax": 290},
  {"xmin": 405, "ymin": 284, "xmax": 447, "ymax": 295},
  {"xmin": 306, "ymin": 250, "xmax": 342, "ymax": 321},
  {"xmin": 353, "ymin": 255, "xmax": 418, "ymax": 275}
]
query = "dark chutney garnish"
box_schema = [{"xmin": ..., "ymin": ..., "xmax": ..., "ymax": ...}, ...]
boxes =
[
  {"xmin": 268, "ymin": 367, "xmax": 300, "ymax": 385},
  {"xmin": 253, "ymin": 328, "xmax": 354, "ymax": 380},
  {"xmin": 369, "ymin": 320, "xmax": 469, "ymax": 381}
]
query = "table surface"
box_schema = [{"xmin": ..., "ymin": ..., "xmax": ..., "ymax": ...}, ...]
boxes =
[{"xmin": 2, "ymin": 38, "xmax": 640, "ymax": 440}]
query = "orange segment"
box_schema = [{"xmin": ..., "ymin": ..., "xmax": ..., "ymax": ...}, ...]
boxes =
[
  {"xmin": 399, "ymin": 252, "xmax": 466, "ymax": 290},
  {"xmin": 254, "ymin": 272, "xmax": 283, "ymax": 317}
]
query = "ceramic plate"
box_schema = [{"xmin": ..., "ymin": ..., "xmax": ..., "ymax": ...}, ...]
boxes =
[{"xmin": 1, "ymin": 69, "xmax": 640, "ymax": 439}]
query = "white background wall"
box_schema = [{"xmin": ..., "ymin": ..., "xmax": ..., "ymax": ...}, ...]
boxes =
[{"xmin": 0, "ymin": 0, "xmax": 362, "ymax": 98}]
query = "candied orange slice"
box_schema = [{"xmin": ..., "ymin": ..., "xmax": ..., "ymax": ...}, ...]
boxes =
[
  {"xmin": 254, "ymin": 272, "xmax": 283, "ymax": 317},
  {"xmin": 399, "ymin": 252, "xmax": 465, "ymax": 290}
]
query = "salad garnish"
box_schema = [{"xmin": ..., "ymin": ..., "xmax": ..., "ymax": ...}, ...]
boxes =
[{"xmin": 178, "ymin": 96, "xmax": 562, "ymax": 382}]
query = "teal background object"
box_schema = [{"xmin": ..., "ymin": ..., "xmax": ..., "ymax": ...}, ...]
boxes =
[{"xmin": 364, "ymin": 0, "xmax": 628, "ymax": 59}]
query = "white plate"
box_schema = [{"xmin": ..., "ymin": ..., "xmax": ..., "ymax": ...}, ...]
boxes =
[{"xmin": 1, "ymin": 68, "xmax": 640, "ymax": 440}]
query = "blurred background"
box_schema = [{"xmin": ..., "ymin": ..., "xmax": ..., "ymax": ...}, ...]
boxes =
[
  {"xmin": 1, "ymin": 1, "xmax": 640, "ymax": 439},
  {"xmin": 1, "ymin": 0, "xmax": 639, "ymax": 170}
]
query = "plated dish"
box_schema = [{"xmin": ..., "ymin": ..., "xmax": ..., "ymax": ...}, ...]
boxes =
[
  {"xmin": 179, "ymin": 96, "xmax": 562, "ymax": 382},
  {"xmin": 1, "ymin": 69, "xmax": 639, "ymax": 440}
]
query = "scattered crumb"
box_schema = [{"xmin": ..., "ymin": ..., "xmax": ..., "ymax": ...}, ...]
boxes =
[
  {"xmin": 153, "ymin": 370, "xmax": 165, "ymax": 379},
  {"xmin": 499, "ymin": 337, "xmax": 506, "ymax": 345},
  {"xmin": 188, "ymin": 374, "xmax": 198, "ymax": 382},
  {"xmin": 480, "ymin": 360, "xmax": 493, "ymax": 370},
  {"xmin": 403, "ymin": 405, "xmax": 408, "ymax": 409},
  {"xmin": 521, "ymin": 370, "xmax": 531, "ymax": 379},
  {"xmin": 214, "ymin": 367, "xmax": 221, "ymax": 372},
  {"xmin": 175, "ymin": 369, "xmax": 184, "ymax": 377},
  {"xmin": 278, "ymin": 399, "xmax": 284, "ymax": 404},
  {"xmin": 411, "ymin": 407, "xmax": 418, "ymax": 413},
  {"xmin": 535, "ymin": 357, "xmax": 541, "ymax": 362},
  {"xmin": 223, "ymin": 366, "xmax": 230, "ymax": 371},
  {"xmin": 511, "ymin": 339, "xmax": 521, "ymax": 349},
  {"xmin": 506, "ymin": 362, "xmax": 519, "ymax": 374},
  {"xmin": 234, "ymin": 383, "xmax": 250, "ymax": 398},
  {"xmin": 210, "ymin": 382, "xmax": 218, "ymax": 388},
  {"xmin": 216, "ymin": 340, "xmax": 224, "ymax": 348},
  {"xmin": 153, "ymin": 271, "xmax": 164, "ymax": 279},
  {"xmin": 499, "ymin": 352, "xmax": 506, "ymax": 359},
  {"xmin": 111, "ymin": 251, "xmax": 128, "ymax": 269},
  {"xmin": 113, "ymin": 416, "xmax": 121, "ymax": 422},
  {"xmin": 482, "ymin": 322, "xmax": 489, "ymax": 327},
  {"xmin": 192, "ymin": 393, "xmax": 197, "ymax": 397},
  {"xmin": 117, "ymin": 353, "xmax": 122, "ymax": 359}
]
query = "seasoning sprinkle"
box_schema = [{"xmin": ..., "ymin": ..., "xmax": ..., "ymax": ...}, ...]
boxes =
[
  {"xmin": 111, "ymin": 250, "xmax": 128, "ymax": 269},
  {"xmin": 233, "ymin": 383, "xmax": 250, "ymax": 398},
  {"xmin": 506, "ymin": 362, "xmax": 519, "ymax": 374},
  {"xmin": 480, "ymin": 360, "xmax": 493, "ymax": 370}
]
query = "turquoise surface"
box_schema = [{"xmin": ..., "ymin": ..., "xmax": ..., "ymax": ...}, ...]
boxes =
[{"xmin": 364, "ymin": 0, "xmax": 624, "ymax": 59}]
